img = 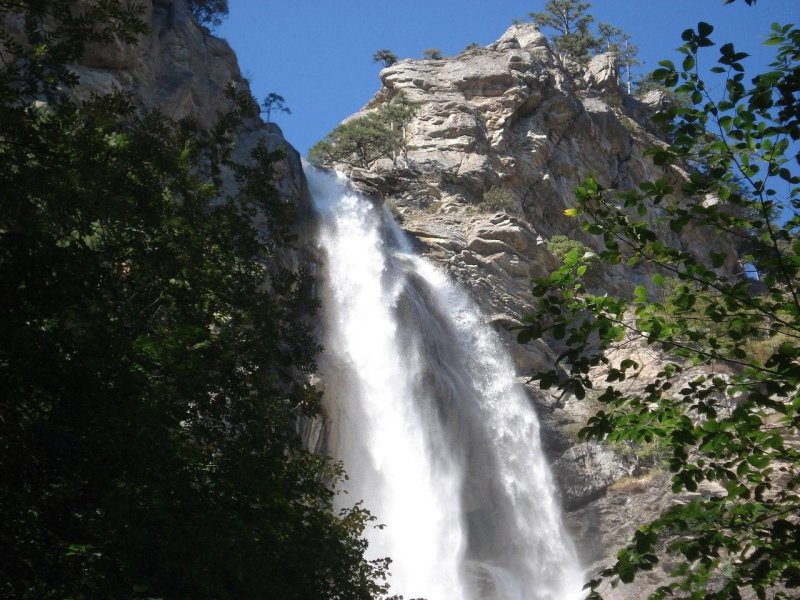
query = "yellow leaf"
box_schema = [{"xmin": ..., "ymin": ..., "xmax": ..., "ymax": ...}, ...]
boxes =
[{"xmin": 564, "ymin": 208, "xmax": 579, "ymax": 217}]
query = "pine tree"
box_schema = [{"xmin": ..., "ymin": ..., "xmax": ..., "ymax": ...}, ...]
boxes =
[
  {"xmin": 373, "ymin": 49, "xmax": 399, "ymax": 67},
  {"xmin": 309, "ymin": 94, "xmax": 417, "ymax": 168},
  {"xmin": 530, "ymin": 0, "xmax": 597, "ymax": 62},
  {"xmin": 262, "ymin": 92, "xmax": 291, "ymax": 121}
]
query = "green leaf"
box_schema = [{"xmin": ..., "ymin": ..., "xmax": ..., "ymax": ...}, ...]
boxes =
[{"xmin": 747, "ymin": 454, "xmax": 770, "ymax": 469}]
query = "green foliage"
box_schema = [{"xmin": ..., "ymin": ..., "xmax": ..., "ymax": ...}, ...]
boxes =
[
  {"xmin": 262, "ymin": 92, "xmax": 291, "ymax": 122},
  {"xmin": 0, "ymin": 3, "xmax": 388, "ymax": 599},
  {"xmin": 423, "ymin": 47, "xmax": 444, "ymax": 60},
  {"xmin": 545, "ymin": 235, "xmax": 601, "ymax": 286},
  {"xmin": 530, "ymin": 1, "xmax": 640, "ymax": 86},
  {"xmin": 308, "ymin": 93, "xmax": 417, "ymax": 169},
  {"xmin": 480, "ymin": 186, "xmax": 517, "ymax": 212},
  {"xmin": 520, "ymin": 20, "xmax": 800, "ymax": 599},
  {"xmin": 188, "ymin": 0, "xmax": 229, "ymax": 28},
  {"xmin": 609, "ymin": 438, "xmax": 668, "ymax": 474},
  {"xmin": 530, "ymin": 0, "xmax": 596, "ymax": 62},
  {"xmin": 546, "ymin": 234, "xmax": 594, "ymax": 264},
  {"xmin": 372, "ymin": 49, "xmax": 398, "ymax": 67},
  {"xmin": 635, "ymin": 70, "xmax": 690, "ymax": 109},
  {"xmin": 596, "ymin": 22, "xmax": 629, "ymax": 54}
]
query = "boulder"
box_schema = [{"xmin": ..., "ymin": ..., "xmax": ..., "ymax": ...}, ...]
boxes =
[
  {"xmin": 584, "ymin": 51, "xmax": 620, "ymax": 93},
  {"xmin": 552, "ymin": 442, "xmax": 632, "ymax": 510}
]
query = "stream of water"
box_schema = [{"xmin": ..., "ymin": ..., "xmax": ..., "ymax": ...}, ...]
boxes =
[{"xmin": 308, "ymin": 167, "xmax": 582, "ymax": 600}]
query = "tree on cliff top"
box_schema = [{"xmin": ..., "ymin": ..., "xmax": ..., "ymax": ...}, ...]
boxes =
[
  {"xmin": 423, "ymin": 47, "xmax": 444, "ymax": 60},
  {"xmin": 520, "ymin": 17, "xmax": 800, "ymax": 599},
  {"xmin": 373, "ymin": 49, "xmax": 399, "ymax": 67},
  {"xmin": 188, "ymin": 0, "xmax": 229, "ymax": 27},
  {"xmin": 308, "ymin": 93, "xmax": 417, "ymax": 169},
  {"xmin": 262, "ymin": 92, "xmax": 292, "ymax": 121},
  {"xmin": 530, "ymin": 0, "xmax": 640, "ymax": 91},
  {"xmin": 530, "ymin": 0, "xmax": 597, "ymax": 62},
  {"xmin": 0, "ymin": 2, "xmax": 389, "ymax": 598}
]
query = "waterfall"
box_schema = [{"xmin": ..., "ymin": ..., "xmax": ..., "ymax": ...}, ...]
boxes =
[{"xmin": 307, "ymin": 167, "xmax": 583, "ymax": 600}]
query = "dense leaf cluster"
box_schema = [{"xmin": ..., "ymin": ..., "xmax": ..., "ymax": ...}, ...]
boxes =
[
  {"xmin": 308, "ymin": 94, "xmax": 417, "ymax": 169},
  {"xmin": 520, "ymin": 20, "xmax": 800, "ymax": 599},
  {"xmin": 0, "ymin": 2, "xmax": 388, "ymax": 598}
]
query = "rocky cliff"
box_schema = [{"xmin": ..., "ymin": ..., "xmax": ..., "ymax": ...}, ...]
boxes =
[
  {"xmin": 72, "ymin": 9, "xmax": 727, "ymax": 596},
  {"xmin": 322, "ymin": 24, "xmax": 739, "ymax": 597},
  {"xmin": 72, "ymin": 0, "xmax": 309, "ymax": 227}
]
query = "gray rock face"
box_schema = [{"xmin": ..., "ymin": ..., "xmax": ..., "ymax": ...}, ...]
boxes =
[
  {"xmin": 339, "ymin": 24, "xmax": 706, "ymax": 407},
  {"xmin": 366, "ymin": 27, "xmax": 649, "ymax": 205},
  {"xmin": 552, "ymin": 442, "xmax": 633, "ymax": 511},
  {"xmin": 77, "ymin": 0, "xmax": 242, "ymax": 127},
  {"xmin": 339, "ymin": 24, "xmax": 739, "ymax": 331},
  {"xmin": 337, "ymin": 22, "xmax": 738, "ymax": 415},
  {"xmin": 584, "ymin": 52, "xmax": 621, "ymax": 94},
  {"xmin": 326, "ymin": 23, "xmax": 742, "ymax": 589},
  {"xmin": 568, "ymin": 472, "xmax": 726, "ymax": 600}
]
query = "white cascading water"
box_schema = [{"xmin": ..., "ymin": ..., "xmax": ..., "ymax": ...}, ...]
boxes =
[{"xmin": 308, "ymin": 166, "xmax": 583, "ymax": 600}]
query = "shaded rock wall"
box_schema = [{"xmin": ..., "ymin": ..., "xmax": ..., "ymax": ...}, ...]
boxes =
[{"xmin": 73, "ymin": 0, "xmax": 309, "ymax": 223}]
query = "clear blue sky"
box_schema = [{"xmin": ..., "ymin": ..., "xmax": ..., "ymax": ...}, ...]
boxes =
[{"xmin": 218, "ymin": 1, "xmax": 797, "ymax": 157}]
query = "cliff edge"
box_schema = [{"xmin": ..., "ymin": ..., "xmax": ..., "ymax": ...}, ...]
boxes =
[{"xmin": 321, "ymin": 24, "xmax": 740, "ymax": 597}]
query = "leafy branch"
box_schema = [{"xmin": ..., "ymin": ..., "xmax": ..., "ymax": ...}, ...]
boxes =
[{"xmin": 520, "ymin": 21, "xmax": 800, "ymax": 599}]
